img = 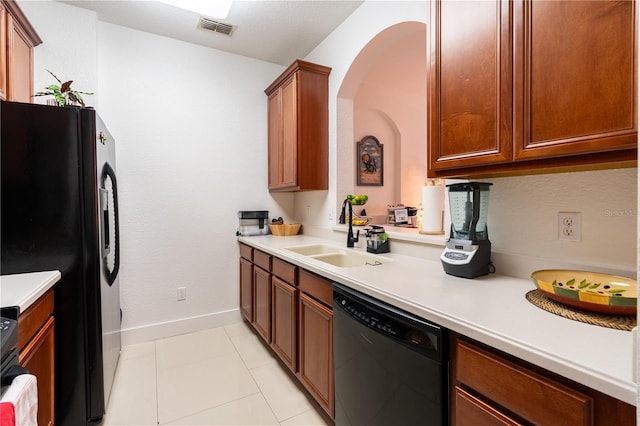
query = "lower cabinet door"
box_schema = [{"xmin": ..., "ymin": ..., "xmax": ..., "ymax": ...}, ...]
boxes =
[
  {"xmin": 454, "ymin": 386, "xmax": 522, "ymax": 426},
  {"xmin": 271, "ymin": 277, "xmax": 297, "ymax": 371},
  {"xmin": 239, "ymin": 257, "xmax": 253, "ymax": 322},
  {"xmin": 20, "ymin": 316, "xmax": 55, "ymax": 426},
  {"xmin": 298, "ymin": 292, "xmax": 334, "ymax": 417},
  {"xmin": 253, "ymin": 266, "xmax": 271, "ymax": 342}
]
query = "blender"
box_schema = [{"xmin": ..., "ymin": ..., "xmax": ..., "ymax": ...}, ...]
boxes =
[{"xmin": 441, "ymin": 182, "xmax": 493, "ymax": 278}]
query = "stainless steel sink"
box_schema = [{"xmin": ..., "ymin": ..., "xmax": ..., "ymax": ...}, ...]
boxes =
[{"xmin": 285, "ymin": 244, "xmax": 386, "ymax": 268}]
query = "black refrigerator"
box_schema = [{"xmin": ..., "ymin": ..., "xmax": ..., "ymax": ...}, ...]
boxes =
[{"xmin": 1, "ymin": 100, "xmax": 122, "ymax": 425}]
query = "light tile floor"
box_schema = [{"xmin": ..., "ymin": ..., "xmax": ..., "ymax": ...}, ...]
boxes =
[{"xmin": 101, "ymin": 321, "xmax": 332, "ymax": 426}]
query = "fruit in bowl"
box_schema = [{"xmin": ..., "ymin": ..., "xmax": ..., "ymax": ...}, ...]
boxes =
[{"xmin": 347, "ymin": 194, "xmax": 368, "ymax": 205}]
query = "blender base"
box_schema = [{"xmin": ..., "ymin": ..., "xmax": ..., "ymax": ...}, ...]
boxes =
[{"xmin": 441, "ymin": 240, "xmax": 492, "ymax": 279}]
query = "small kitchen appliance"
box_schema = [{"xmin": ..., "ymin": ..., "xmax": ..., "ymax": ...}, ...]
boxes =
[
  {"xmin": 365, "ymin": 226, "xmax": 390, "ymax": 254},
  {"xmin": 441, "ymin": 182, "xmax": 493, "ymax": 278},
  {"xmin": 236, "ymin": 211, "xmax": 269, "ymax": 236}
]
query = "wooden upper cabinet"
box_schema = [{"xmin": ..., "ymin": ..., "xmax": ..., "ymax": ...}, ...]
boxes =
[
  {"xmin": 428, "ymin": 0, "xmax": 637, "ymax": 178},
  {"xmin": 428, "ymin": 0, "xmax": 513, "ymax": 171},
  {"xmin": 0, "ymin": 2, "xmax": 7, "ymax": 100},
  {"xmin": 265, "ymin": 60, "xmax": 331, "ymax": 191},
  {"xmin": 514, "ymin": 0, "xmax": 637, "ymax": 160},
  {"xmin": 1, "ymin": 0, "xmax": 42, "ymax": 103}
]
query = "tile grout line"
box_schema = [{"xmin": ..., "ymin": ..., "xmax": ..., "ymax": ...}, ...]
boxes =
[
  {"xmin": 224, "ymin": 323, "xmax": 331, "ymax": 426},
  {"xmin": 224, "ymin": 324, "xmax": 285, "ymax": 425}
]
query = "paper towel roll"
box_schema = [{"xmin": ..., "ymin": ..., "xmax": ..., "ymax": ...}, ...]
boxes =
[{"xmin": 421, "ymin": 185, "xmax": 444, "ymax": 234}]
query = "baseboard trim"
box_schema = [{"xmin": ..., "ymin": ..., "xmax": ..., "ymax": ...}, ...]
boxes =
[{"xmin": 120, "ymin": 308, "xmax": 243, "ymax": 346}]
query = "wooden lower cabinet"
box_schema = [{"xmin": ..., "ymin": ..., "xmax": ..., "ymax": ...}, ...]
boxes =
[
  {"xmin": 450, "ymin": 333, "xmax": 635, "ymax": 426},
  {"xmin": 298, "ymin": 291, "xmax": 334, "ymax": 418},
  {"xmin": 455, "ymin": 386, "xmax": 521, "ymax": 426},
  {"xmin": 271, "ymin": 276, "xmax": 297, "ymax": 372},
  {"xmin": 253, "ymin": 265, "xmax": 271, "ymax": 342},
  {"xmin": 17, "ymin": 289, "xmax": 55, "ymax": 426},
  {"xmin": 239, "ymin": 257, "xmax": 253, "ymax": 322},
  {"xmin": 238, "ymin": 245, "xmax": 335, "ymax": 419}
]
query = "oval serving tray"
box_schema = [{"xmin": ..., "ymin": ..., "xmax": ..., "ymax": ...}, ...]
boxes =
[{"xmin": 530, "ymin": 269, "xmax": 637, "ymax": 316}]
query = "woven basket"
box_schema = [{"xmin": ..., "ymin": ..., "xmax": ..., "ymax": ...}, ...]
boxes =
[{"xmin": 269, "ymin": 223, "xmax": 302, "ymax": 236}]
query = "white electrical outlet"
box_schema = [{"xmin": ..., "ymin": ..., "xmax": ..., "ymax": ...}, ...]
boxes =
[
  {"xmin": 558, "ymin": 212, "xmax": 581, "ymax": 242},
  {"xmin": 177, "ymin": 287, "xmax": 187, "ymax": 301}
]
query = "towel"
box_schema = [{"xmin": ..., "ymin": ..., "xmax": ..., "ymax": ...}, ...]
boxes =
[
  {"xmin": 0, "ymin": 402, "xmax": 15, "ymax": 426},
  {"xmin": 0, "ymin": 374, "xmax": 37, "ymax": 426}
]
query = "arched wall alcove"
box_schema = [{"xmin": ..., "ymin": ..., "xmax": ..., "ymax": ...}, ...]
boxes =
[{"xmin": 336, "ymin": 21, "xmax": 427, "ymax": 224}]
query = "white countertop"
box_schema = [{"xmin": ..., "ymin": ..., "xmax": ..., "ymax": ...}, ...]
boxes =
[
  {"xmin": 0, "ymin": 271, "xmax": 61, "ymax": 312},
  {"xmin": 238, "ymin": 234, "xmax": 637, "ymax": 406}
]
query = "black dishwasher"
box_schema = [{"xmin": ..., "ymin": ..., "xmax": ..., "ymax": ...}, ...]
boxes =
[{"xmin": 333, "ymin": 283, "xmax": 448, "ymax": 426}]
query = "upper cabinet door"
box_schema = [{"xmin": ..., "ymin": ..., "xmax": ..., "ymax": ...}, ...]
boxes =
[
  {"xmin": 428, "ymin": 0, "xmax": 637, "ymax": 178},
  {"xmin": 1, "ymin": 1, "xmax": 42, "ymax": 103},
  {"xmin": 265, "ymin": 60, "xmax": 330, "ymax": 192},
  {"xmin": 280, "ymin": 75, "xmax": 298, "ymax": 188},
  {"xmin": 514, "ymin": 0, "xmax": 637, "ymax": 161},
  {"xmin": 428, "ymin": 0, "xmax": 513, "ymax": 172}
]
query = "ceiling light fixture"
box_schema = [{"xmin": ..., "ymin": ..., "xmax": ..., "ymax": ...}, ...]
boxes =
[{"xmin": 157, "ymin": 0, "xmax": 233, "ymax": 19}]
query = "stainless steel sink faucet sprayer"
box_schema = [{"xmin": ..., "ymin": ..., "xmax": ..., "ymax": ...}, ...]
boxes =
[{"xmin": 340, "ymin": 199, "xmax": 360, "ymax": 248}]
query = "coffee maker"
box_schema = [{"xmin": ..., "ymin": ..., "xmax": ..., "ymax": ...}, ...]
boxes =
[{"xmin": 441, "ymin": 182, "xmax": 493, "ymax": 278}]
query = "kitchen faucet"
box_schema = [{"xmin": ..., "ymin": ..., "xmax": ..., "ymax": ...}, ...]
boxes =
[{"xmin": 340, "ymin": 199, "xmax": 360, "ymax": 248}]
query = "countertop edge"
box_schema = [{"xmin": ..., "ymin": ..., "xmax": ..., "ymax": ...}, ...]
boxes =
[
  {"xmin": 238, "ymin": 235, "xmax": 637, "ymax": 406},
  {"xmin": 1, "ymin": 270, "xmax": 61, "ymax": 312}
]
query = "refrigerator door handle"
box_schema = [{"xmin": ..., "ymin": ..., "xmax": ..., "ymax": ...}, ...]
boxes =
[
  {"xmin": 100, "ymin": 188, "xmax": 110, "ymax": 257},
  {"xmin": 101, "ymin": 162, "xmax": 120, "ymax": 286}
]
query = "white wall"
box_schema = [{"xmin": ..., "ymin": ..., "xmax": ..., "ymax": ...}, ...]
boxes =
[
  {"xmin": 302, "ymin": 0, "xmax": 637, "ymax": 279},
  {"xmin": 20, "ymin": 0, "xmax": 98, "ymax": 106},
  {"xmin": 299, "ymin": 0, "xmax": 429, "ymax": 232},
  {"xmin": 96, "ymin": 23, "xmax": 291, "ymax": 343}
]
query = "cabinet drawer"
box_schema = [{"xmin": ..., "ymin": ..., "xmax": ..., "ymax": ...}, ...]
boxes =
[
  {"xmin": 454, "ymin": 386, "xmax": 522, "ymax": 426},
  {"xmin": 253, "ymin": 250, "xmax": 271, "ymax": 271},
  {"xmin": 298, "ymin": 269, "xmax": 332, "ymax": 307},
  {"xmin": 17, "ymin": 289, "xmax": 54, "ymax": 351},
  {"xmin": 456, "ymin": 340, "xmax": 592, "ymax": 426},
  {"xmin": 272, "ymin": 257, "xmax": 296, "ymax": 284},
  {"xmin": 239, "ymin": 243, "xmax": 253, "ymax": 261}
]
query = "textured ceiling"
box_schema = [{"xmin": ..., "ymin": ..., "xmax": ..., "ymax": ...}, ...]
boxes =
[{"xmin": 58, "ymin": 0, "xmax": 364, "ymax": 66}]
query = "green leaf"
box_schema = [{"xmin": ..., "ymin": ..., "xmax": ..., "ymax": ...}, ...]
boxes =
[
  {"xmin": 566, "ymin": 278, "xmax": 576, "ymax": 286},
  {"xmin": 578, "ymin": 279, "xmax": 589, "ymax": 289},
  {"xmin": 608, "ymin": 289, "xmax": 627, "ymax": 294},
  {"xmin": 46, "ymin": 84, "xmax": 60, "ymax": 91},
  {"xmin": 54, "ymin": 92, "xmax": 65, "ymax": 106},
  {"xmin": 588, "ymin": 283, "xmax": 601, "ymax": 289}
]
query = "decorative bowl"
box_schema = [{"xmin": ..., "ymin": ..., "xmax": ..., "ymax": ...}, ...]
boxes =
[
  {"xmin": 530, "ymin": 269, "xmax": 637, "ymax": 316},
  {"xmin": 269, "ymin": 223, "xmax": 301, "ymax": 236}
]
